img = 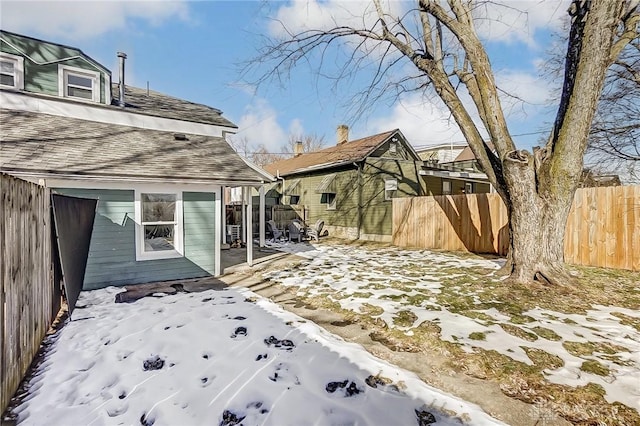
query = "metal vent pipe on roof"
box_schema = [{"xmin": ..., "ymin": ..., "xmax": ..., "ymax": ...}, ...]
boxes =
[{"xmin": 117, "ymin": 51, "xmax": 127, "ymax": 107}]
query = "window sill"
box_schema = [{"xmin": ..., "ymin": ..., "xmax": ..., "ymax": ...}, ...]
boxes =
[{"xmin": 136, "ymin": 250, "xmax": 183, "ymax": 262}]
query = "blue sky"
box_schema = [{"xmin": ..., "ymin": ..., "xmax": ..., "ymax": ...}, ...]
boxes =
[{"xmin": 1, "ymin": 0, "xmax": 570, "ymax": 153}]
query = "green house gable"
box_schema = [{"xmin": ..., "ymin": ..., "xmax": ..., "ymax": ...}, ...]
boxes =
[{"xmin": 1, "ymin": 30, "xmax": 111, "ymax": 103}]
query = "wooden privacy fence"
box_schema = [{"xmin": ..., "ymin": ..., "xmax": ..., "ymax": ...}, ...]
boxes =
[
  {"xmin": 1, "ymin": 174, "xmax": 59, "ymax": 412},
  {"xmin": 393, "ymin": 185, "xmax": 640, "ymax": 271}
]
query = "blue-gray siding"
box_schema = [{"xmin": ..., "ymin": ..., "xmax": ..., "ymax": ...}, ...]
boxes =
[{"xmin": 54, "ymin": 188, "xmax": 216, "ymax": 289}]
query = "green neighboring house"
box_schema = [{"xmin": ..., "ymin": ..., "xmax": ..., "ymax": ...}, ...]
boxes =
[
  {"xmin": 1, "ymin": 30, "xmax": 270, "ymax": 289},
  {"xmin": 264, "ymin": 127, "xmax": 426, "ymax": 241},
  {"xmin": 418, "ymin": 145, "xmax": 493, "ymax": 196}
]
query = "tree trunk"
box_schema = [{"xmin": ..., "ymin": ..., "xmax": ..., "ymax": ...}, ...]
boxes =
[{"xmin": 500, "ymin": 151, "xmax": 577, "ymax": 285}]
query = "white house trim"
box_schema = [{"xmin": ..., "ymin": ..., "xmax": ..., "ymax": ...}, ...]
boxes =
[
  {"xmin": 134, "ymin": 188, "xmax": 184, "ymax": 261},
  {"xmin": 0, "ymin": 90, "xmax": 235, "ymax": 137},
  {"xmin": 58, "ymin": 64, "xmax": 101, "ymax": 103},
  {"xmin": 0, "ymin": 52, "xmax": 24, "ymax": 90},
  {"xmin": 11, "ymin": 173, "xmax": 266, "ymax": 188}
]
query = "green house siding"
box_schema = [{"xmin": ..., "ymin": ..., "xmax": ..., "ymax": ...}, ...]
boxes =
[
  {"xmin": 360, "ymin": 158, "xmax": 425, "ymax": 236},
  {"xmin": 277, "ymin": 159, "xmax": 424, "ymax": 238},
  {"xmin": 1, "ymin": 31, "xmax": 110, "ymax": 103},
  {"xmin": 287, "ymin": 168, "xmax": 359, "ymax": 228},
  {"xmin": 55, "ymin": 188, "xmax": 216, "ymax": 290}
]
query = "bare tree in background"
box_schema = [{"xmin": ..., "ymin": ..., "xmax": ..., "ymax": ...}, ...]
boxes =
[
  {"xmin": 282, "ymin": 133, "xmax": 326, "ymax": 155},
  {"xmin": 228, "ymin": 134, "xmax": 326, "ymax": 167},
  {"xmin": 545, "ymin": 22, "xmax": 640, "ymax": 182},
  {"xmin": 589, "ymin": 38, "xmax": 640, "ymax": 181},
  {"xmin": 250, "ymin": 0, "xmax": 639, "ymax": 285}
]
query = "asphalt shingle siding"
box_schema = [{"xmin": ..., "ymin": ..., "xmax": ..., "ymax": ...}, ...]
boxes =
[
  {"xmin": 0, "ymin": 109, "xmax": 265, "ymax": 183},
  {"xmin": 56, "ymin": 188, "xmax": 216, "ymax": 289}
]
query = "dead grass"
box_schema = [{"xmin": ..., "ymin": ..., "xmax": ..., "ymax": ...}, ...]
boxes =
[{"xmin": 259, "ymin": 243, "xmax": 640, "ymax": 425}]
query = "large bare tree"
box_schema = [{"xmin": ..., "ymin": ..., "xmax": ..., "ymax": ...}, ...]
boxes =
[{"xmin": 251, "ymin": 0, "xmax": 639, "ymax": 285}]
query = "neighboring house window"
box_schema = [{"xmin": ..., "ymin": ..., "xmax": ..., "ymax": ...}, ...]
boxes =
[
  {"xmin": 290, "ymin": 195, "xmax": 300, "ymax": 205},
  {"xmin": 442, "ymin": 180, "xmax": 452, "ymax": 195},
  {"xmin": 135, "ymin": 191, "xmax": 183, "ymax": 260},
  {"xmin": 465, "ymin": 182, "xmax": 474, "ymax": 193},
  {"xmin": 58, "ymin": 65, "xmax": 100, "ymax": 102},
  {"xmin": 0, "ymin": 53, "xmax": 24, "ymax": 90},
  {"xmin": 321, "ymin": 193, "xmax": 336, "ymax": 210},
  {"xmin": 384, "ymin": 179, "xmax": 398, "ymax": 201}
]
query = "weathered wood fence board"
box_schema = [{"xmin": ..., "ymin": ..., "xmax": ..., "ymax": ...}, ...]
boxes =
[
  {"xmin": 393, "ymin": 186, "xmax": 640, "ymax": 271},
  {"xmin": 1, "ymin": 174, "xmax": 58, "ymax": 412}
]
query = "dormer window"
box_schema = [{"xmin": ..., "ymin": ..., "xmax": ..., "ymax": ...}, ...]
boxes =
[
  {"xmin": 0, "ymin": 53, "xmax": 24, "ymax": 90},
  {"xmin": 58, "ymin": 65, "xmax": 100, "ymax": 102}
]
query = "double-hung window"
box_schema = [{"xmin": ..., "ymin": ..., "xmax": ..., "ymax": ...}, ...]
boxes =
[
  {"xmin": 135, "ymin": 191, "xmax": 183, "ymax": 260},
  {"xmin": 442, "ymin": 180, "xmax": 452, "ymax": 195},
  {"xmin": 59, "ymin": 65, "xmax": 100, "ymax": 102},
  {"xmin": 384, "ymin": 179, "xmax": 398, "ymax": 201},
  {"xmin": 0, "ymin": 53, "xmax": 24, "ymax": 90},
  {"xmin": 465, "ymin": 182, "xmax": 474, "ymax": 194},
  {"xmin": 321, "ymin": 193, "xmax": 336, "ymax": 210}
]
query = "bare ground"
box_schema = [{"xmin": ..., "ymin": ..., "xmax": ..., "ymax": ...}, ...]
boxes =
[{"xmin": 219, "ymin": 242, "xmax": 640, "ymax": 426}]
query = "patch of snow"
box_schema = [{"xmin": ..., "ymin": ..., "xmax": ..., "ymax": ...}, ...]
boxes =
[
  {"xmin": 265, "ymin": 243, "xmax": 640, "ymax": 412},
  {"xmin": 12, "ymin": 286, "xmax": 503, "ymax": 425}
]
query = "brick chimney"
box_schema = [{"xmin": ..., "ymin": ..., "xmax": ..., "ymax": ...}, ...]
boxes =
[
  {"xmin": 294, "ymin": 140, "xmax": 304, "ymax": 156},
  {"xmin": 337, "ymin": 124, "xmax": 349, "ymax": 145}
]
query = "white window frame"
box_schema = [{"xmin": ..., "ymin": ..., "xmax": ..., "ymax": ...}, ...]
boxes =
[
  {"xmin": 0, "ymin": 52, "xmax": 24, "ymax": 90},
  {"xmin": 134, "ymin": 189, "xmax": 184, "ymax": 261},
  {"xmin": 442, "ymin": 180, "xmax": 452, "ymax": 195},
  {"xmin": 465, "ymin": 182, "xmax": 474, "ymax": 194},
  {"xmin": 58, "ymin": 65, "xmax": 100, "ymax": 102},
  {"xmin": 384, "ymin": 179, "xmax": 398, "ymax": 201},
  {"xmin": 323, "ymin": 193, "xmax": 337, "ymax": 210}
]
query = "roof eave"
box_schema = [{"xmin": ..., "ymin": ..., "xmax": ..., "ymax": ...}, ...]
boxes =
[{"xmin": 1, "ymin": 169, "xmax": 270, "ymax": 186}]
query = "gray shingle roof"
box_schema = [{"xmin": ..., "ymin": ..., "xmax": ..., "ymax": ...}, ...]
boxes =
[
  {"xmin": 0, "ymin": 109, "xmax": 266, "ymax": 183},
  {"xmin": 111, "ymin": 84, "xmax": 237, "ymax": 128}
]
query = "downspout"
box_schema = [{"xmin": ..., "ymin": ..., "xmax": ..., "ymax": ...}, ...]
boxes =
[
  {"xmin": 275, "ymin": 170, "xmax": 286, "ymax": 226},
  {"xmin": 276, "ymin": 170, "xmax": 285, "ymax": 204},
  {"xmin": 353, "ymin": 162, "xmax": 362, "ymax": 240}
]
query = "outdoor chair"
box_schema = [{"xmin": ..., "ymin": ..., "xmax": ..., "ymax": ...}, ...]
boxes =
[
  {"xmin": 306, "ymin": 219, "xmax": 324, "ymax": 241},
  {"xmin": 287, "ymin": 222, "xmax": 302, "ymax": 242},
  {"xmin": 266, "ymin": 220, "xmax": 285, "ymax": 241}
]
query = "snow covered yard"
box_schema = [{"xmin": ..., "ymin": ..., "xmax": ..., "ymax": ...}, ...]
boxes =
[
  {"xmin": 8, "ymin": 285, "xmax": 504, "ymax": 426},
  {"xmin": 264, "ymin": 241, "xmax": 640, "ymax": 425}
]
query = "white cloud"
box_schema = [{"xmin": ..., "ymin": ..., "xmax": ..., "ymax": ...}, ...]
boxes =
[
  {"xmin": 269, "ymin": 0, "xmax": 570, "ymax": 48},
  {"xmin": 233, "ymin": 98, "xmax": 289, "ymax": 152},
  {"xmin": 288, "ymin": 118, "xmax": 305, "ymax": 137},
  {"xmin": 369, "ymin": 67, "xmax": 552, "ymax": 148},
  {"xmin": 495, "ymin": 70, "xmax": 554, "ymax": 120},
  {"xmin": 369, "ymin": 93, "xmax": 471, "ymax": 148},
  {"xmin": 268, "ymin": 0, "xmax": 408, "ymax": 38},
  {"xmin": 472, "ymin": 0, "xmax": 570, "ymax": 46},
  {"xmin": 0, "ymin": 0, "xmax": 190, "ymax": 40}
]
